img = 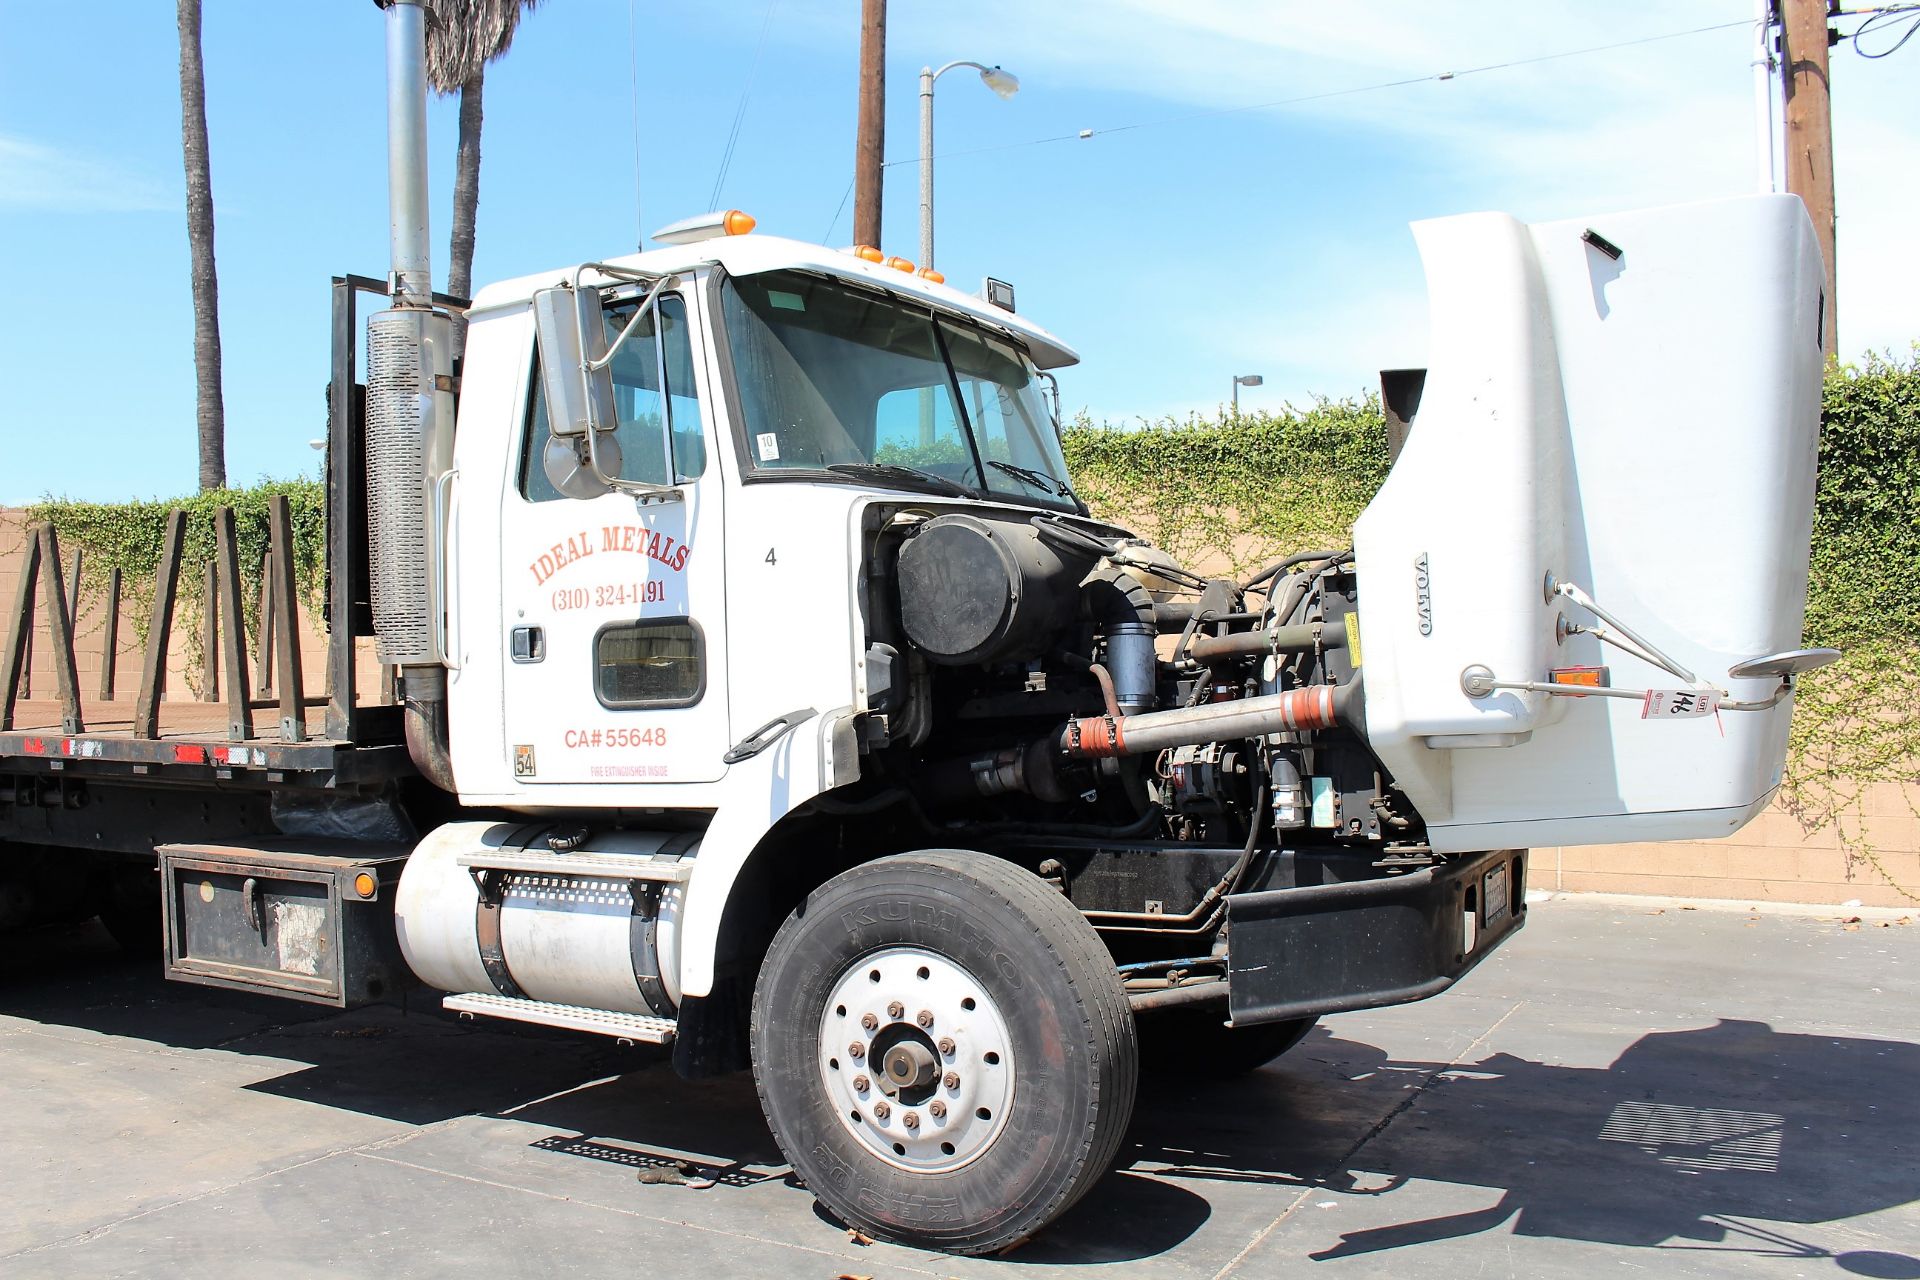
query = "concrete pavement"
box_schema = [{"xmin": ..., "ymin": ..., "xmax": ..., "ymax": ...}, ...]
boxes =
[{"xmin": 2, "ymin": 895, "xmax": 1915, "ymax": 1278}]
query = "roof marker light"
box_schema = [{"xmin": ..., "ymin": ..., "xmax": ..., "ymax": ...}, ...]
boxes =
[
  {"xmin": 853, "ymin": 245, "xmax": 885, "ymax": 262},
  {"xmin": 651, "ymin": 209, "xmax": 757, "ymax": 246},
  {"xmin": 917, "ymin": 267, "xmax": 946, "ymax": 284},
  {"xmin": 885, "ymin": 256, "xmax": 915, "ymax": 273}
]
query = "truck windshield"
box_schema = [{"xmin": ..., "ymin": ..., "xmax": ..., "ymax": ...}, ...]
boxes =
[{"xmin": 720, "ymin": 269, "xmax": 1074, "ymax": 507}]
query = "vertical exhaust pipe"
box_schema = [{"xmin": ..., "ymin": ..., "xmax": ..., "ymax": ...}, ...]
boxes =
[
  {"xmin": 368, "ymin": 0, "xmax": 456, "ymax": 790},
  {"xmin": 384, "ymin": 0, "xmax": 433, "ymax": 307}
]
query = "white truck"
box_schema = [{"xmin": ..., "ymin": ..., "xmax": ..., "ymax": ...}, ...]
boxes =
[{"xmin": 0, "ymin": 1, "xmax": 1833, "ymax": 1254}]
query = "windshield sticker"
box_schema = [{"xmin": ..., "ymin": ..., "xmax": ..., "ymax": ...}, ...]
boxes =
[
  {"xmin": 767, "ymin": 290, "xmax": 806, "ymax": 311},
  {"xmin": 756, "ymin": 432, "xmax": 780, "ymax": 462}
]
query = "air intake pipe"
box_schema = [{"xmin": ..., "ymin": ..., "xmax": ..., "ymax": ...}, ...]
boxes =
[
  {"xmin": 928, "ymin": 680, "xmax": 1362, "ymax": 805},
  {"xmin": 368, "ymin": 0, "xmax": 457, "ymax": 790},
  {"xmin": 1081, "ymin": 567, "xmax": 1157, "ymax": 714},
  {"xmin": 1059, "ymin": 682, "xmax": 1359, "ymax": 759}
]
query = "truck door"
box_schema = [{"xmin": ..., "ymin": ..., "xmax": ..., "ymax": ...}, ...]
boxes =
[{"xmin": 497, "ymin": 291, "xmax": 730, "ymax": 785}]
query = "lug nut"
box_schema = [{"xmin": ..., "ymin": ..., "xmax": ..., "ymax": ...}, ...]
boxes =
[
  {"xmin": 860, "ymin": 1012, "xmax": 878, "ymax": 1032},
  {"xmin": 916, "ymin": 1009, "xmax": 934, "ymax": 1028},
  {"xmin": 853, "ymin": 1074, "xmax": 871, "ymax": 1092},
  {"xmin": 872, "ymin": 1100, "xmax": 891, "ymax": 1120},
  {"xmin": 937, "ymin": 1037, "xmax": 955, "ymax": 1055},
  {"xmin": 886, "ymin": 1000, "xmax": 904, "ymax": 1019},
  {"xmin": 848, "ymin": 1041, "xmax": 865, "ymax": 1060},
  {"xmin": 943, "ymin": 1071, "xmax": 960, "ymax": 1089},
  {"xmin": 929, "ymin": 1100, "xmax": 947, "ymax": 1120},
  {"xmin": 902, "ymin": 1111, "xmax": 920, "ymax": 1130}
]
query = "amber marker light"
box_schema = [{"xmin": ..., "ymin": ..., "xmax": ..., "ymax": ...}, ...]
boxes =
[
  {"xmin": 917, "ymin": 267, "xmax": 946, "ymax": 284},
  {"xmin": 1549, "ymin": 666, "xmax": 1611, "ymax": 698},
  {"xmin": 853, "ymin": 245, "xmax": 885, "ymax": 262},
  {"xmin": 885, "ymin": 256, "xmax": 915, "ymax": 273},
  {"xmin": 651, "ymin": 209, "xmax": 760, "ymax": 245},
  {"xmin": 353, "ymin": 872, "xmax": 378, "ymax": 899}
]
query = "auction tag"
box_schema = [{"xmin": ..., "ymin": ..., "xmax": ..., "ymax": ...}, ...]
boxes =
[
  {"xmin": 1641, "ymin": 688, "xmax": 1720, "ymax": 719},
  {"xmin": 755, "ymin": 432, "xmax": 780, "ymax": 462}
]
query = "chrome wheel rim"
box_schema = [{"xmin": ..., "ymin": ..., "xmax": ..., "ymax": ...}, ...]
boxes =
[{"xmin": 817, "ymin": 946, "xmax": 1015, "ymax": 1173}]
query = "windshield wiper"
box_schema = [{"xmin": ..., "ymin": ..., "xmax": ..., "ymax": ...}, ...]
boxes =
[
  {"xmin": 826, "ymin": 462, "xmax": 975, "ymax": 498},
  {"xmin": 987, "ymin": 459, "xmax": 1076, "ymax": 501}
]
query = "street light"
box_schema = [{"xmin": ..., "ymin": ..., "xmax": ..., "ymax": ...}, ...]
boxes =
[
  {"xmin": 919, "ymin": 60, "xmax": 1019, "ymax": 271},
  {"xmin": 1231, "ymin": 373, "xmax": 1264, "ymax": 415}
]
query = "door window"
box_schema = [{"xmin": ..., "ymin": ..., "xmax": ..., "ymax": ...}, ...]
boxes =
[
  {"xmin": 594, "ymin": 618, "xmax": 704, "ymax": 708},
  {"xmin": 520, "ymin": 294, "xmax": 706, "ymax": 502}
]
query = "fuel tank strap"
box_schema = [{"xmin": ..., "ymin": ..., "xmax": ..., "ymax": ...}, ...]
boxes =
[
  {"xmin": 629, "ymin": 888, "xmax": 674, "ymax": 1018},
  {"xmin": 471, "ymin": 869, "xmax": 527, "ymax": 999},
  {"xmin": 627, "ymin": 831, "xmax": 699, "ymax": 1018}
]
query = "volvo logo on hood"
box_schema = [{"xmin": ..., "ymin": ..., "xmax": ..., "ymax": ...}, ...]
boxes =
[{"xmin": 1414, "ymin": 553, "xmax": 1433, "ymax": 636}]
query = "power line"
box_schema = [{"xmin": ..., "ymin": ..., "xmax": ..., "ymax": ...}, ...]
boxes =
[
  {"xmin": 1844, "ymin": 3, "xmax": 1920, "ymax": 55},
  {"xmin": 823, "ymin": 175, "xmax": 856, "ymax": 244},
  {"xmin": 629, "ymin": 0, "xmax": 644, "ymax": 249},
  {"xmin": 710, "ymin": 0, "xmax": 782, "ymax": 210},
  {"xmin": 874, "ymin": 17, "xmax": 1756, "ymax": 172}
]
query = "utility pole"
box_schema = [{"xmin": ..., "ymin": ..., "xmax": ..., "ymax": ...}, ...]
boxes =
[
  {"xmin": 853, "ymin": 0, "xmax": 886, "ymax": 248},
  {"xmin": 1781, "ymin": 0, "xmax": 1837, "ymax": 358}
]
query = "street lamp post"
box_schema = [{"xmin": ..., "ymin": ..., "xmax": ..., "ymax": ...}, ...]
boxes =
[
  {"xmin": 1232, "ymin": 373, "xmax": 1264, "ymax": 416},
  {"xmin": 919, "ymin": 60, "xmax": 1018, "ymax": 270}
]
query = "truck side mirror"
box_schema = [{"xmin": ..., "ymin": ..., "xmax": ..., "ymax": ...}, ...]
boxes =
[{"xmin": 532, "ymin": 285, "xmax": 619, "ymax": 438}]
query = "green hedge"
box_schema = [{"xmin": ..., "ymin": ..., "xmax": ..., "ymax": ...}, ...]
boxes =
[
  {"xmin": 1063, "ymin": 396, "xmax": 1390, "ymax": 579},
  {"xmin": 26, "ymin": 478, "xmax": 326, "ymax": 682}
]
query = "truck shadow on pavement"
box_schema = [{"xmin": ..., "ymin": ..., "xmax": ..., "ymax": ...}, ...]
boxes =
[
  {"xmin": 4, "ymin": 923, "xmax": 1917, "ymax": 1272},
  {"xmin": 1127, "ymin": 1019, "xmax": 1920, "ymax": 1275}
]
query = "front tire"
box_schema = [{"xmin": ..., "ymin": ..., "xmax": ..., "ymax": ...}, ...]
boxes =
[{"xmin": 751, "ymin": 850, "xmax": 1137, "ymax": 1255}]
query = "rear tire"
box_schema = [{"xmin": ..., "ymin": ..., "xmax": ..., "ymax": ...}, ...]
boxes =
[
  {"xmin": 751, "ymin": 850, "xmax": 1137, "ymax": 1255},
  {"xmin": 1138, "ymin": 1007, "xmax": 1318, "ymax": 1077}
]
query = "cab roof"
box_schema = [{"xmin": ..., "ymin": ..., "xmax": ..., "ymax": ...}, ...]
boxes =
[{"xmin": 468, "ymin": 233, "xmax": 1079, "ymax": 370}]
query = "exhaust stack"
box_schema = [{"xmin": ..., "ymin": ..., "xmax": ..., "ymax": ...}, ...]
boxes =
[
  {"xmin": 383, "ymin": 0, "xmax": 433, "ymax": 306},
  {"xmin": 366, "ymin": 0, "xmax": 456, "ymax": 788}
]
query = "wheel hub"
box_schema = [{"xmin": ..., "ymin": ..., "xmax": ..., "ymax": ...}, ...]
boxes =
[
  {"xmin": 818, "ymin": 946, "xmax": 1015, "ymax": 1173},
  {"xmin": 879, "ymin": 1037, "xmax": 937, "ymax": 1096}
]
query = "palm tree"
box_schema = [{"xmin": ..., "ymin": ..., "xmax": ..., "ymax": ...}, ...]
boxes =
[
  {"xmin": 177, "ymin": 0, "xmax": 224, "ymax": 490},
  {"xmin": 426, "ymin": 0, "xmax": 542, "ymax": 356}
]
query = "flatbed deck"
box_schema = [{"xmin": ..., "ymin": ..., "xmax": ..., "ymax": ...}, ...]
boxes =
[{"xmin": 0, "ymin": 698, "xmax": 409, "ymax": 786}]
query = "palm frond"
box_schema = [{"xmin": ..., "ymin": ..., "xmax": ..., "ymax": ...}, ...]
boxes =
[{"xmin": 424, "ymin": 0, "xmax": 543, "ymax": 93}]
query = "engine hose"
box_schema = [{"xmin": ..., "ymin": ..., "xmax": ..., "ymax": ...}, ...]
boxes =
[
  {"xmin": 1187, "ymin": 622, "xmax": 1349, "ymax": 663},
  {"xmin": 1242, "ymin": 548, "xmax": 1351, "ymax": 592},
  {"xmin": 1084, "ymin": 786, "xmax": 1266, "ymax": 930}
]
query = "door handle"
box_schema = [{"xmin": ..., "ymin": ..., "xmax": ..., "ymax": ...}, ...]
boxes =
[{"xmin": 511, "ymin": 625, "xmax": 546, "ymax": 663}]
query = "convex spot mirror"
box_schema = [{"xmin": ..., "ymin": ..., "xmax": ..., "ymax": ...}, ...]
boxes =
[{"xmin": 543, "ymin": 433, "xmax": 623, "ymax": 501}]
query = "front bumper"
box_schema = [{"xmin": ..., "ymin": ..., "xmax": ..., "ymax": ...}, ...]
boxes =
[{"xmin": 1223, "ymin": 848, "xmax": 1526, "ymax": 1026}]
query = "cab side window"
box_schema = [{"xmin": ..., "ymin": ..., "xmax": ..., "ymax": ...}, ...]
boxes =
[{"xmin": 520, "ymin": 294, "xmax": 706, "ymax": 502}]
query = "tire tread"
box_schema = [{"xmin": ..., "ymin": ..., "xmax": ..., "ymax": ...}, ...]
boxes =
[{"xmin": 750, "ymin": 849, "xmax": 1138, "ymax": 1254}]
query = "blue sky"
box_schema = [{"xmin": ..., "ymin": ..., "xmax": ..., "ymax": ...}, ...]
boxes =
[{"xmin": 2, "ymin": 1, "xmax": 1914, "ymax": 503}]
